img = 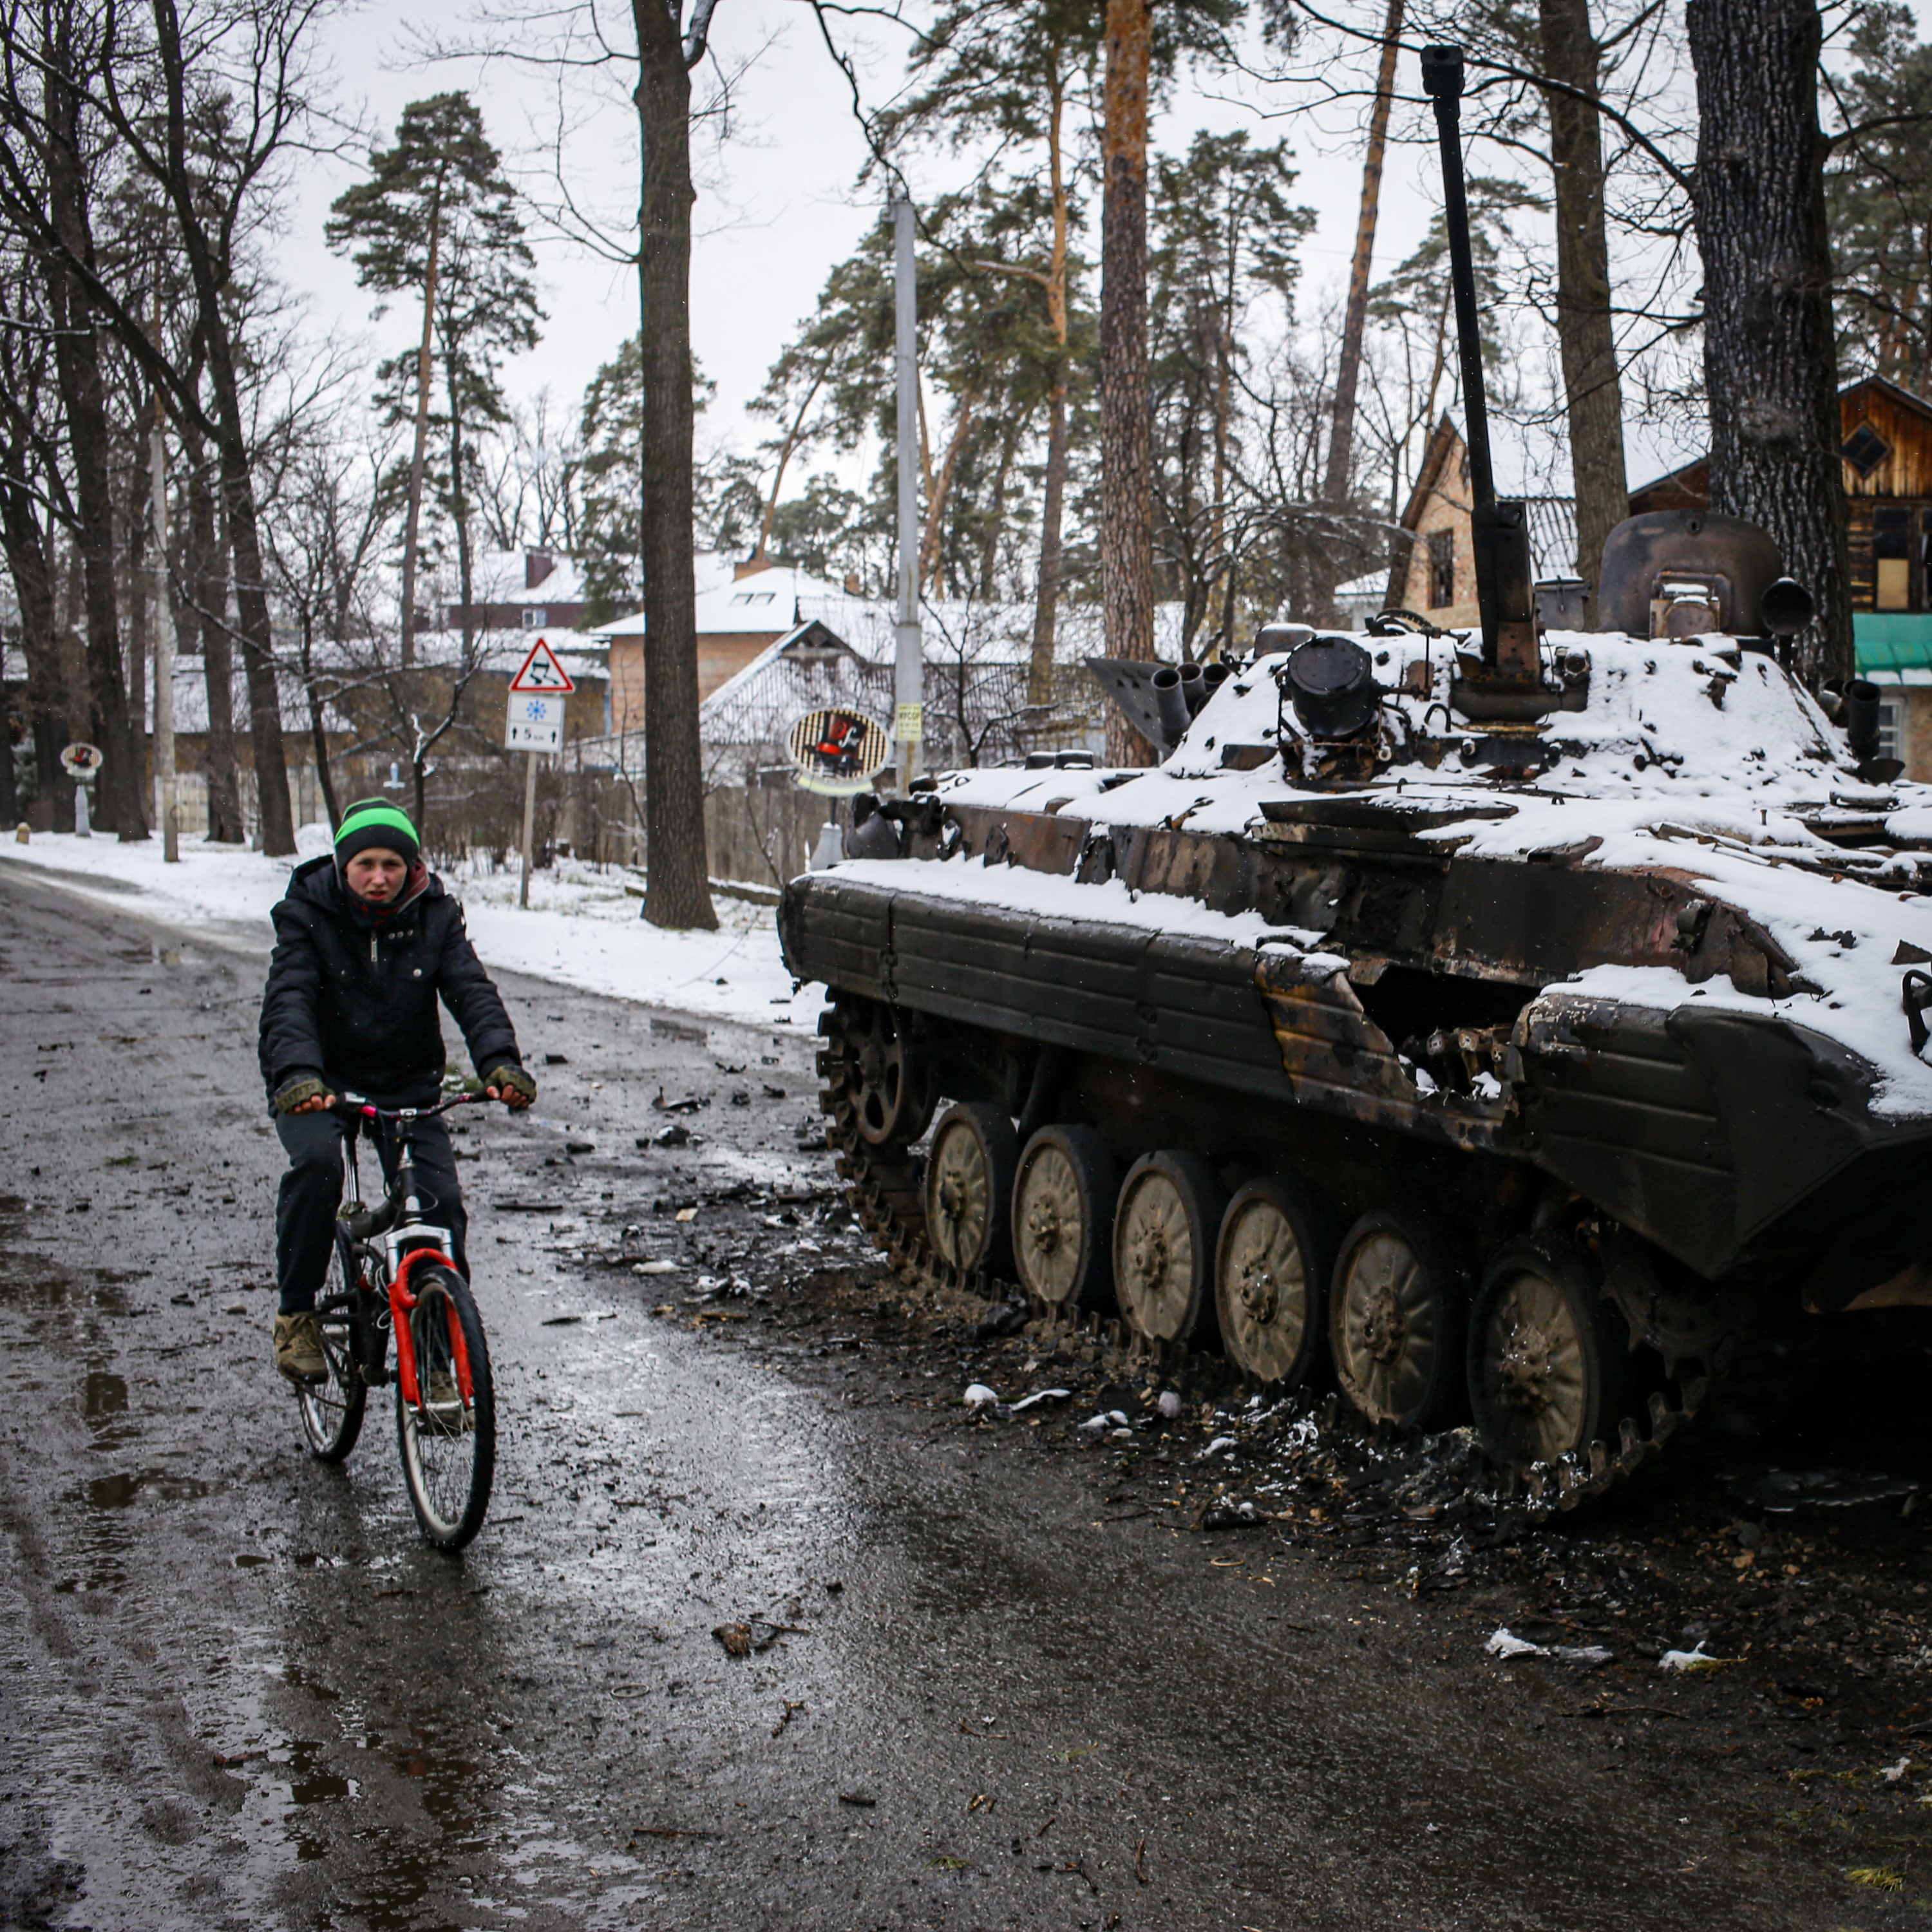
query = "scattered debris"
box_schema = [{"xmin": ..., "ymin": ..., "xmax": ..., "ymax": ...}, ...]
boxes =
[
  {"xmin": 1847, "ymin": 1868, "xmax": 1906, "ymax": 1891},
  {"xmin": 712, "ymin": 1618, "xmax": 810, "ymax": 1658},
  {"xmin": 1007, "ymin": 1388, "xmax": 1070, "ymax": 1414},
  {"xmin": 1485, "ymin": 1627, "xmax": 1614, "ymax": 1665},
  {"xmin": 1659, "ymin": 1643, "xmax": 1728, "ymax": 1673},
  {"xmin": 652, "ymin": 1089, "xmax": 703, "ymax": 1114},
  {"xmin": 1157, "ymin": 1390, "xmax": 1183, "ymax": 1421},
  {"xmin": 642, "ymin": 1125, "xmax": 691, "ymax": 1148},
  {"xmin": 838, "ymin": 1792, "xmax": 876, "ymax": 1808},
  {"xmin": 1736, "ymin": 1468, "xmax": 1920, "ymax": 1515},
  {"xmin": 565, "ymin": 1140, "xmax": 594, "ymax": 1155},
  {"xmin": 772, "ymin": 1700, "xmax": 805, "ymax": 1737},
  {"xmin": 634, "ymin": 1260, "xmax": 679, "ymax": 1275}
]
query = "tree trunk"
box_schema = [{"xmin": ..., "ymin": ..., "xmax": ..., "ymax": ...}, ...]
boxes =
[
  {"xmin": 1687, "ymin": 0, "xmax": 1850, "ymax": 684},
  {"xmin": 1539, "ymin": 0, "xmax": 1627, "ymax": 616},
  {"xmin": 305, "ymin": 657, "xmax": 341, "ymax": 831},
  {"xmin": 151, "ymin": 0, "xmax": 294, "ymax": 853},
  {"xmin": 1316, "ymin": 0, "xmax": 1403, "ymax": 625},
  {"xmin": 1101, "ymin": 0, "xmax": 1155, "ymax": 764},
  {"xmin": 182, "ymin": 442, "xmax": 244, "ymax": 842},
  {"xmin": 1028, "ymin": 63, "xmax": 1073, "ymax": 707},
  {"xmin": 398, "ymin": 191, "xmax": 443, "ymax": 673},
  {"xmin": 632, "ymin": 0, "xmax": 717, "ymax": 930},
  {"xmin": 1028, "ymin": 372, "xmax": 1069, "ymax": 707},
  {"xmin": 126, "ymin": 450, "xmax": 149, "ymax": 813},
  {"xmin": 41, "ymin": 32, "xmax": 145, "ymax": 840},
  {"xmin": 0, "ymin": 460, "xmax": 73, "ymax": 830},
  {"xmin": 218, "ymin": 424, "xmax": 297, "ymax": 853},
  {"xmin": 920, "ymin": 391, "xmax": 979, "ymax": 595}
]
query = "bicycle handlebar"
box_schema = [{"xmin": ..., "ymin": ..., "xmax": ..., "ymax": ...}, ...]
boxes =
[{"xmin": 331, "ymin": 1090, "xmax": 493, "ymax": 1126}]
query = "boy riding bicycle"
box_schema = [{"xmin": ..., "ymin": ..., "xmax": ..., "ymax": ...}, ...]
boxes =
[{"xmin": 258, "ymin": 800, "xmax": 535, "ymax": 1384}]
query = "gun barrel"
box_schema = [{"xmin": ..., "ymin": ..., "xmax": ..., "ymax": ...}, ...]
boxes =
[
  {"xmin": 1421, "ymin": 46, "xmax": 1497, "ymax": 522},
  {"xmin": 1422, "ymin": 43, "xmax": 1540, "ymax": 688}
]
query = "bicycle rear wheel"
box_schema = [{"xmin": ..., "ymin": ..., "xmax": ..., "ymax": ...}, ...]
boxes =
[
  {"xmin": 299, "ymin": 1234, "xmax": 368, "ymax": 1463},
  {"xmin": 395, "ymin": 1264, "xmax": 495, "ymax": 1551}
]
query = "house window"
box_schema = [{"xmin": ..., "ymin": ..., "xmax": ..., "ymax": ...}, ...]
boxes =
[
  {"xmin": 730, "ymin": 590, "xmax": 776, "ymax": 607},
  {"xmin": 1878, "ymin": 694, "xmax": 1905, "ymax": 766},
  {"xmin": 1843, "ymin": 424, "xmax": 1891, "ymax": 479},
  {"xmin": 1874, "ymin": 507, "xmax": 1911, "ymax": 611},
  {"xmin": 1428, "ymin": 529, "xmax": 1455, "ymax": 609},
  {"xmin": 523, "ymin": 608, "xmax": 546, "ymax": 629}
]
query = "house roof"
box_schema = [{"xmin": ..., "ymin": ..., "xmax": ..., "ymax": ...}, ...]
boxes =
[
  {"xmin": 1629, "ymin": 374, "xmax": 1932, "ymax": 502},
  {"xmin": 590, "ymin": 561, "xmax": 849, "ymax": 641},
  {"xmin": 1392, "ymin": 413, "xmax": 1580, "ymax": 580},
  {"xmin": 459, "ymin": 548, "xmax": 589, "ymax": 609}
]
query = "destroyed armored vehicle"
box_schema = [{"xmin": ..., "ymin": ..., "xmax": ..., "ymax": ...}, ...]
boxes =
[{"xmin": 779, "ymin": 47, "xmax": 1932, "ymax": 1506}]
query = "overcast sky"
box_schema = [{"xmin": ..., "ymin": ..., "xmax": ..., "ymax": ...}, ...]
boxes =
[
  {"xmin": 292, "ymin": 1, "xmax": 1452, "ymax": 476},
  {"xmin": 287, "ymin": 0, "xmax": 1932, "ymax": 522}
]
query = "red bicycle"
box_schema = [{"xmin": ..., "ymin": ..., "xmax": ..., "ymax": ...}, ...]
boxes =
[{"xmin": 298, "ymin": 1092, "xmax": 496, "ymax": 1551}]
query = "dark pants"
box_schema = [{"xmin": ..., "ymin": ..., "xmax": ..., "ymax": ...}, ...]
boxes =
[{"xmin": 275, "ymin": 1107, "xmax": 467, "ymax": 1314}]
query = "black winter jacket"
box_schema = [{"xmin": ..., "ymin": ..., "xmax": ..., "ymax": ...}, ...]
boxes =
[{"xmin": 258, "ymin": 856, "xmax": 522, "ymax": 1105}]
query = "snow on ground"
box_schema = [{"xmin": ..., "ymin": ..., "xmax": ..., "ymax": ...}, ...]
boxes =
[{"xmin": 0, "ymin": 826, "xmax": 823, "ymax": 1032}]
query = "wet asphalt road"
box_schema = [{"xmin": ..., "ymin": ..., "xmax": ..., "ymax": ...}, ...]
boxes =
[{"xmin": 0, "ymin": 860, "xmax": 1879, "ymax": 1931}]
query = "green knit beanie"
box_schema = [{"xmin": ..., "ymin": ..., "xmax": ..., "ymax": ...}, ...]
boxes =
[{"xmin": 334, "ymin": 799, "xmax": 421, "ymax": 870}]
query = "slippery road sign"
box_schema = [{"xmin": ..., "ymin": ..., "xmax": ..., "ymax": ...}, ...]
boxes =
[{"xmin": 509, "ymin": 638, "xmax": 575, "ymax": 694}]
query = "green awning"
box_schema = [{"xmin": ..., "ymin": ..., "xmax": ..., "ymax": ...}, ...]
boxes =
[{"xmin": 1855, "ymin": 612, "xmax": 1932, "ymax": 676}]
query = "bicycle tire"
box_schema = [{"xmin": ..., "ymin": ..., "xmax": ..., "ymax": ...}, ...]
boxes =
[
  {"xmin": 299, "ymin": 1233, "xmax": 368, "ymax": 1463},
  {"xmin": 394, "ymin": 1264, "xmax": 495, "ymax": 1551}
]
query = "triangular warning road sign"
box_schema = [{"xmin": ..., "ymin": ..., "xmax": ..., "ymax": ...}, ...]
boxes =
[{"xmin": 509, "ymin": 637, "xmax": 576, "ymax": 694}]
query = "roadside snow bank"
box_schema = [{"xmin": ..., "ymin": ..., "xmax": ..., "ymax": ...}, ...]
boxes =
[{"xmin": 0, "ymin": 830, "xmax": 820, "ymax": 1031}]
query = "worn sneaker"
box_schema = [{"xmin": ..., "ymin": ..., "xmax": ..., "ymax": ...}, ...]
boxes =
[{"xmin": 274, "ymin": 1312, "xmax": 327, "ymax": 1385}]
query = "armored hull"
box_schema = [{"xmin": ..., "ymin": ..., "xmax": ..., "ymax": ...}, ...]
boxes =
[{"xmin": 781, "ymin": 627, "xmax": 1932, "ymax": 1506}]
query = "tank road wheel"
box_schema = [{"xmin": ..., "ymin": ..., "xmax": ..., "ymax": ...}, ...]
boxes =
[
  {"xmin": 1113, "ymin": 1153, "xmax": 1229, "ymax": 1349},
  {"xmin": 1215, "ymin": 1178, "xmax": 1334, "ymax": 1390},
  {"xmin": 925, "ymin": 1103, "xmax": 1019, "ymax": 1279},
  {"xmin": 1330, "ymin": 1209, "xmax": 1467, "ymax": 1430},
  {"xmin": 831, "ymin": 996, "xmax": 936, "ymax": 1148},
  {"xmin": 1012, "ymin": 1127, "xmax": 1118, "ymax": 1313},
  {"xmin": 1468, "ymin": 1236, "xmax": 1631, "ymax": 1473}
]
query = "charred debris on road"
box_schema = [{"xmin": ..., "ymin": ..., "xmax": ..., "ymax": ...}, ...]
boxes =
[{"xmin": 516, "ymin": 1113, "xmax": 1932, "ymax": 1868}]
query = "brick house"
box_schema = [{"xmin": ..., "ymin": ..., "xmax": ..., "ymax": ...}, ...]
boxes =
[{"xmin": 1383, "ymin": 415, "xmax": 1578, "ymax": 627}]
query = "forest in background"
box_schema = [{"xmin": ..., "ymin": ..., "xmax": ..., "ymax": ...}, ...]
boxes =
[{"xmin": 3, "ymin": 0, "xmax": 1930, "ymax": 867}]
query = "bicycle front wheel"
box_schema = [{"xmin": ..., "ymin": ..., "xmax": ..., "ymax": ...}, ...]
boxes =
[
  {"xmin": 395, "ymin": 1264, "xmax": 495, "ymax": 1551},
  {"xmin": 299, "ymin": 1233, "xmax": 368, "ymax": 1463}
]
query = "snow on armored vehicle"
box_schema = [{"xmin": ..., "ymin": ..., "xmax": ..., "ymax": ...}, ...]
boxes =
[{"xmin": 778, "ymin": 46, "xmax": 1932, "ymax": 1508}]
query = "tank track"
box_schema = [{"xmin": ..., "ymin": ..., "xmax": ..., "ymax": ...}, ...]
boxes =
[{"xmin": 815, "ymin": 1005, "xmax": 1725, "ymax": 1519}]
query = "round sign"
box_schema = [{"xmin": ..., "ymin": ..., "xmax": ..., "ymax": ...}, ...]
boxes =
[
  {"xmin": 61, "ymin": 742, "xmax": 104, "ymax": 780},
  {"xmin": 786, "ymin": 707, "xmax": 891, "ymax": 797}
]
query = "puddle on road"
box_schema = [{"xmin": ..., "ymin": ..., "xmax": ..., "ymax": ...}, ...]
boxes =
[
  {"xmin": 82, "ymin": 1469, "xmax": 213, "ymax": 1509},
  {"xmin": 82, "ymin": 1370, "xmax": 127, "ymax": 1417}
]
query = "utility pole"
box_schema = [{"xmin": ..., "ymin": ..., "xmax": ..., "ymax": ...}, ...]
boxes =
[
  {"xmin": 149, "ymin": 333, "xmax": 179, "ymax": 862},
  {"xmin": 518, "ymin": 747, "xmax": 538, "ymax": 909},
  {"xmin": 892, "ymin": 198, "xmax": 923, "ymax": 792}
]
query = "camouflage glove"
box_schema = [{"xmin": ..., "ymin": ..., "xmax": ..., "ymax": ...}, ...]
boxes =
[
  {"xmin": 486, "ymin": 1063, "xmax": 536, "ymax": 1106},
  {"xmin": 274, "ymin": 1075, "xmax": 330, "ymax": 1115}
]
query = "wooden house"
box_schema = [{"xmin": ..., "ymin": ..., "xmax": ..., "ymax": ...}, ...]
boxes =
[{"xmin": 1631, "ymin": 375, "xmax": 1932, "ymax": 777}]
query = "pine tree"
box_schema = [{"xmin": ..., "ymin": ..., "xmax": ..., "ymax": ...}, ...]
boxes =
[{"xmin": 328, "ymin": 95, "xmax": 535, "ymax": 669}]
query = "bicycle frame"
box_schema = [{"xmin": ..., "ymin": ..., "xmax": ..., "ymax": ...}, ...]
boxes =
[{"xmin": 332, "ymin": 1092, "xmax": 485, "ymax": 1409}]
